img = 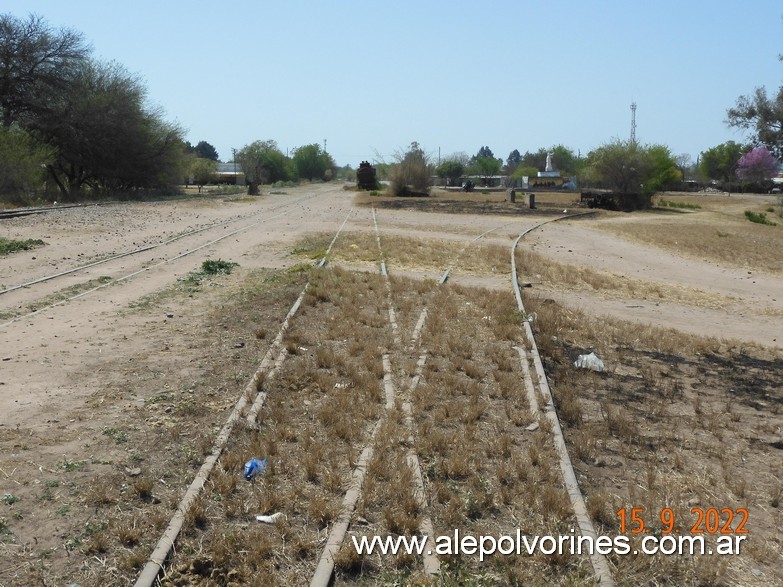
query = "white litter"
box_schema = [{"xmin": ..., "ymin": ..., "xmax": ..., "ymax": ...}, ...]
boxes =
[
  {"xmin": 256, "ymin": 512, "xmax": 285, "ymax": 524},
  {"xmin": 574, "ymin": 352, "xmax": 605, "ymax": 372}
]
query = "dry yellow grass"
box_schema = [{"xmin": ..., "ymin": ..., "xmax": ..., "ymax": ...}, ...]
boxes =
[
  {"xmin": 594, "ymin": 195, "xmax": 783, "ymax": 273},
  {"xmin": 517, "ymin": 248, "xmax": 737, "ymax": 310}
]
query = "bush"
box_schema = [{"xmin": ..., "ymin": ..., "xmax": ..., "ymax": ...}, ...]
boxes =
[
  {"xmin": 389, "ymin": 142, "xmax": 431, "ymax": 196},
  {"xmin": 744, "ymin": 210, "xmax": 777, "ymax": 226}
]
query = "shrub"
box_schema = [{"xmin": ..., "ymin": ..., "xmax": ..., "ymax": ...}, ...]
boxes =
[{"xmin": 744, "ymin": 210, "xmax": 777, "ymax": 226}]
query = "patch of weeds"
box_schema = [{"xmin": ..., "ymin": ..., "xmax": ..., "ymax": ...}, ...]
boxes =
[
  {"xmin": 45, "ymin": 480, "xmax": 60, "ymax": 488},
  {"xmin": 287, "ymin": 262, "xmax": 313, "ymax": 274},
  {"xmin": 102, "ymin": 426, "xmax": 128, "ymax": 444},
  {"xmin": 716, "ymin": 230, "xmax": 730, "ymax": 237},
  {"xmin": 658, "ymin": 199, "xmax": 701, "ymax": 210},
  {"xmin": 63, "ymin": 459, "xmax": 85, "ymax": 472},
  {"xmin": 201, "ymin": 258, "xmax": 238, "ymax": 275},
  {"xmin": 745, "ymin": 210, "xmax": 778, "ymax": 226},
  {"xmin": 0, "ymin": 237, "xmax": 46, "ymax": 256},
  {"xmin": 55, "ymin": 505, "xmax": 70, "ymax": 516},
  {"xmin": 2, "ymin": 494, "xmax": 20, "ymax": 505},
  {"xmin": 291, "ymin": 235, "xmax": 330, "ymax": 260}
]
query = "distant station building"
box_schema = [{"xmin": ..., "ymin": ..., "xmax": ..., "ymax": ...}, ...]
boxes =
[{"xmin": 216, "ymin": 162, "xmax": 245, "ymax": 185}]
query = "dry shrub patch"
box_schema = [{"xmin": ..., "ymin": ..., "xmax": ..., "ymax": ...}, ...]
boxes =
[{"xmin": 524, "ymin": 293, "xmax": 783, "ymax": 586}]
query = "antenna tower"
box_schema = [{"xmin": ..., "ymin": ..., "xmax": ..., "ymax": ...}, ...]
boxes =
[{"xmin": 630, "ymin": 102, "xmax": 637, "ymax": 143}]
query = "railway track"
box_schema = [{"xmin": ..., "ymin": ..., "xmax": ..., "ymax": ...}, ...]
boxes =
[
  {"xmin": 130, "ymin": 206, "xmax": 612, "ymax": 586},
  {"xmin": 0, "ymin": 192, "xmax": 319, "ymax": 329}
]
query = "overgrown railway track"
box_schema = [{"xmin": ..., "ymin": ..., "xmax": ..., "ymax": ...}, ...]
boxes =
[{"xmin": 130, "ymin": 205, "xmax": 613, "ymax": 586}]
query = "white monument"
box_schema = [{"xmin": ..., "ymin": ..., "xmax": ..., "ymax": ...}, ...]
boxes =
[{"xmin": 538, "ymin": 151, "xmax": 560, "ymax": 179}]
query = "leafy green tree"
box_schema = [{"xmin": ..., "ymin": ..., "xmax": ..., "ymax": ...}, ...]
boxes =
[
  {"xmin": 31, "ymin": 59, "xmax": 185, "ymax": 198},
  {"xmin": 586, "ymin": 140, "xmax": 680, "ymax": 196},
  {"xmin": 586, "ymin": 139, "xmax": 650, "ymax": 194},
  {"xmin": 194, "ymin": 140, "xmax": 219, "ymax": 161},
  {"xmin": 0, "ymin": 13, "xmax": 90, "ymax": 127},
  {"xmin": 435, "ymin": 159, "xmax": 464, "ymax": 186},
  {"xmin": 699, "ymin": 141, "xmax": 745, "ymax": 183},
  {"xmin": 644, "ymin": 145, "xmax": 682, "ymax": 193},
  {"xmin": 292, "ymin": 143, "xmax": 333, "ymax": 181},
  {"xmin": 190, "ymin": 157, "xmax": 217, "ymax": 192},
  {"xmin": 236, "ymin": 139, "xmax": 289, "ymax": 194},
  {"xmin": 727, "ymin": 85, "xmax": 783, "ymax": 156},
  {"xmin": 475, "ymin": 156, "xmax": 501, "ymax": 182},
  {"xmin": 0, "ymin": 125, "xmax": 53, "ymax": 197}
]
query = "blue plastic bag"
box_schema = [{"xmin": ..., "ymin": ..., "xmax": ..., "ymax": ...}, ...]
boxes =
[{"xmin": 243, "ymin": 458, "xmax": 267, "ymax": 480}]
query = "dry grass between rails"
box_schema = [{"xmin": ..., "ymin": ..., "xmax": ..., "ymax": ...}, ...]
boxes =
[
  {"xmin": 293, "ymin": 231, "xmax": 512, "ymax": 277},
  {"xmin": 403, "ymin": 284, "xmax": 593, "ymax": 586},
  {"xmin": 524, "ymin": 294, "xmax": 783, "ymax": 586},
  {"xmin": 159, "ymin": 267, "xmax": 393, "ymax": 585}
]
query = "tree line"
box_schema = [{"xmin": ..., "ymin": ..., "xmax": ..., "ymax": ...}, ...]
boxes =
[
  {"xmin": 1, "ymin": 13, "xmax": 186, "ymax": 202},
  {"xmin": 0, "ymin": 13, "xmax": 342, "ymax": 202}
]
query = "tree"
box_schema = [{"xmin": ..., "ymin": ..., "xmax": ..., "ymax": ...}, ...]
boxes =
[
  {"xmin": 586, "ymin": 140, "xmax": 681, "ymax": 196},
  {"xmin": 0, "ymin": 125, "xmax": 53, "ymax": 197},
  {"xmin": 0, "ymin": 13, "xmax": 90, "ymax": 127},
  {"xmin": 506, "ymin": 149, "xmax": 522, "ymax": 168},
  {"xmin": 727, "ymin": 85, "xmax": 783, "ymax": 156},
  {"xmin": 436, "ymin": 159, "xmax": 465, "ymax": 186},
  {"xmin": 190, "ymin": 157, "xmax": 217, "ymax": 192},
  {"xmin": 699, "ymin": 141, "xmax": 745, "ymax": 183},
  {"xmin": 736, "ymin": 146, "xmax": 777, "ymax": 183},
  {"xmin": 292, "ymin": 143, "xmax": 333, "ymax": 181},
  {"xmin": 31, "ymin": 59, "xmax": 186, "ymax": 199},
  {"xmin": 389, "ymin": 141, "xmax": 431, "ymax": 195},
  {"xmin": 586, "ymin": 139, "xmax": 650, "ymax": 194},
  {"xmin": 194, "ymin": 140, "xmax": 219, "ymax": 161},
  {"xmin": 236, "ymin": 139, "xmax": 288, "ymax": 195},
  {"xmin": 644, "ymin": 145, "xmax": 682, "ymax": 194},
  {"xmin": 475, "ymin": 156, "xmax": 501, "ymax": 182},
  {"xmin": 476, "ymin": 146, "xmax": 495, "ymax": 159}
]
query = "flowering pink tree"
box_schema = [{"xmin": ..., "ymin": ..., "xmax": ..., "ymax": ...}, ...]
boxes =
[{"xmin": 736, "ymin": 147, "xmax": 778, "ymax": 183}]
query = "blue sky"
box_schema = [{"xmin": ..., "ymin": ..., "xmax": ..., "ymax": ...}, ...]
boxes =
[{"xmin": 4, "ymin": 1, "xmax": 782, "ymax": 166}]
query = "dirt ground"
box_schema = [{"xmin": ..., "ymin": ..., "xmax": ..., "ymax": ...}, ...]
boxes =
[{"xmin": 0, "ymin": 184, "xmax": 781, "ymax": 586}]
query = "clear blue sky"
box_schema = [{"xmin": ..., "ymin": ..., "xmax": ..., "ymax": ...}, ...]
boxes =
[{"xmin": 4, "ymin": 1, "xmax": 782, "ymax": 167}]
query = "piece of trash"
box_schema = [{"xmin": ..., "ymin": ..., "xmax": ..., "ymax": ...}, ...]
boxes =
[
  {"xmin": 243, "ymin": 458, "xmax": 267, "ymax": 480},
  {"xmin": 525, "ymin": 422, "xmax": 540, "ymax": 432},
  {"xmin": 334, "ymin": 382, "xmax": 350, "ymax": 389},
  {"xmin": 574, "ymin": 352, "xmax": 605, "ymax": 372},
  {"xmin": 256, "ymin": 512, "xmax": 285, "ymax": 524}
]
